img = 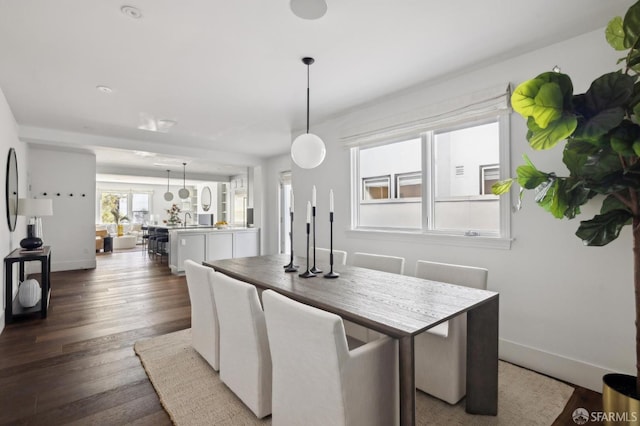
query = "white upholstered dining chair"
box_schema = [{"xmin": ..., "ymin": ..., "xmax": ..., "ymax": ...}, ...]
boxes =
[
  {"xmin": 352, "ymin": 252, "xmax": 405, "ymax": 274},
  {"xmin": 314, "ymin": 247, "xmax": 348, "ymax": 267},
  {"xmin": 262, "ymin": 290, "xmax": 398, "ymax": 426},
  {"xmin": 211, "ymin": 272, "xmax": 272, "ymax": 418},
  {"xmin": 351, "ymin": 252, "xmax": 406, "ymax": 342},
  {"xmin": 414, "ymin": 260, "xmax": 488, "ymax": 404},
  {"xmin": 184, "ymin": 259, "xmax": 219, "ymax": 371}
]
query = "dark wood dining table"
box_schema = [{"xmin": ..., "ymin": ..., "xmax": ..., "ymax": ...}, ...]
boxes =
[{"xmin": 204, "ymin": 254, "xmax": 499, "ymax": 426}]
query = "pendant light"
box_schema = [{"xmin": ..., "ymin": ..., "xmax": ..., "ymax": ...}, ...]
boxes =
[
  {"xmin": 291, "ymin": 57, "xmax": 326, "ymax": 169},
  {"xmin": 163, "ymin": 170, "xmax": 174, "ymax": 201},
  {"xmin": 178, "ymin": 162, "xmax": 190, "ymax": 199}
]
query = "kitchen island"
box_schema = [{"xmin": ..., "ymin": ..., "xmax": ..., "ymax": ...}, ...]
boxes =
[{"xmin": 163, "ymin": 225, "xmax": 260, "ymax": 274}]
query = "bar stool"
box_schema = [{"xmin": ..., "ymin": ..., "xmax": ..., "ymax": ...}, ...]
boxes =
[
  {"xmin": 147, "ymin": 226, "xmax": 157, "ymax": 257},
  {"xmin": 141, "ymin": 226, "xmax": 149, "ymax": 254},
  {"xmin": 155, "ymin": 228, "xmax": 169, "ymax": 262}
]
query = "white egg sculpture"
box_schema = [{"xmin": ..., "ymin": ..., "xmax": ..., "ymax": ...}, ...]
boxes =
[{"xmin": 18, "ymin": 279, "xmax": 41, "ymax": 308}]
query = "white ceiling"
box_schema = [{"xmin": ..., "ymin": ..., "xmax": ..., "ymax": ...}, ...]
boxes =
[{"xmin": 0, "ymin": 0, "xmax": 634, "ymax": 181}]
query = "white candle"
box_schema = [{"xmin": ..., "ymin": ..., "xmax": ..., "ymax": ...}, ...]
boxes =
[
  {"xmin": 290, "ymin": 189, "xmax": 294, "ymax": 213},
  {"xmin": 312, "ymin": 185, "xmax": 317, "ymax": 207},
  {"xmin": 306, "ymin": 201, "xmax": 311, "ymax": 223},
  {"xmin": 329, "ymin": 189, "xmax": 334, "ymax": 213}
]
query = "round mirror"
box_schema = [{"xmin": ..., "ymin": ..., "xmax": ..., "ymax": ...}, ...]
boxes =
[
  {"xmin": 5, "ymin": 148, "xmax": 18, "ymax": 232},
  {"xmin": 201, "ymin": 186, "xmax": 212, "ymax": 212}
]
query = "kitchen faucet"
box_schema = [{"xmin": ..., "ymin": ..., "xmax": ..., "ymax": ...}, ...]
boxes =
[{"xmin": 183, "ymin": 212, "xmax": 192, "ymax": 226}]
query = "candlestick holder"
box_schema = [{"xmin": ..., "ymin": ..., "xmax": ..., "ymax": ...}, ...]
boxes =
[
  {"xmin": 299, "ymin": 222, "xmax": 316, "ymax": 278},
  {"xmin": 284, "ymin": 211, "xmax": 298, "ymax": 272},
  {"xmin": 324, "ymin": 211, "xmax": 339, "ymax": 278},
  {"xmin": 310, "ymin": 206, "xmax": 322, "ymax": 274}
]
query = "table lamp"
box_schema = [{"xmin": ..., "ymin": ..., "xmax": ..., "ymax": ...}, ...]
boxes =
[{"xmin": 17, "ymin": 198, "xmax": 53, "ymax": 250}]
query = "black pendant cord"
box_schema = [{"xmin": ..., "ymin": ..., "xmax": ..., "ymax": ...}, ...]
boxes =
[
  {"xmin": 302, "ymin": 57, "xmax": 314, "ymax": 135},
  {"xmin": 183, "ymin": 163, "xmax": 186, "ymax": 188},
  {"xmin": 306, "ymin": 64, "xmax": 310, "ymax": 134}
]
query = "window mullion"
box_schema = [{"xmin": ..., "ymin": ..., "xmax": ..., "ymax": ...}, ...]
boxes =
[{"xmin": 422, "ymin": 132, "xmax": 432, "ymax": 231}]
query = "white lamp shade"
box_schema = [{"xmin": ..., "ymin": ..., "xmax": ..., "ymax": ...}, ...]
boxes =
[
  {"xmin": 291, "ymin": 133, "xmax": 326, "ymax": 169},
  {"xmin": 17, "ymin": 198, "xmax": 53, "ymax": 217},
  {"xmin": 178, "ymin": 187, "xmax": 190, "ymax": 199}
]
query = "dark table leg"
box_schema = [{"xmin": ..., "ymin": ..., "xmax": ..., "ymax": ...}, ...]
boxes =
[
  {"xmin": 398, "ymin": 335, "xmax": 416, "ymax": 426},
  {"xmin": 41, "ymin": 256, "xmax": 48, "ymax": 318},
  {"xmin": 466, "ymin": 296, "xmax": 499, "ymax": 415},
  {"xmin": 5, "ymin": 260, "xmax": 12, "ymax": 324}
]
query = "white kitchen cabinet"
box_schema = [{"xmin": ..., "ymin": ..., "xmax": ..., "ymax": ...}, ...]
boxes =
[
  {"xmin": 233, "ymin": 230, "xmax": 259, "ymax": 258},
  {"xmin": 177, "ymin": 234, "xmax": 206, "ymax": 267},
  {"xmin": 207, "ymin": 232, "xmax": 233, "ymax": 260},
  {"xmin": 168, "ymin": 227, "xmax": 260, "ymax": 274}
]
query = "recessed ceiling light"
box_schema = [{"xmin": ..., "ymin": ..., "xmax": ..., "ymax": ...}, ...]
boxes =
[
  {"xmin": 290, "ymin": 0, "xmax": 327, "ymax": 20},
  {"xmin": 96, "ymin": 85, "xmax": 113, "ymax": 94},
  {"xmin": 157, "ymin": 119, "xmax": 177, "ymax": 132},
  {"xmin": 121, "ymin": 5, "xmax": 142, "ymax": 19}
]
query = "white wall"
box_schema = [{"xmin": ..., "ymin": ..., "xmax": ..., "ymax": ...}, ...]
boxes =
[
  {"xmin": 29, "ymin": 147, "xmax": 96, "ymax": 272},
  {"xmin": 263, "ymin": 154, "xmax": 291, "ymax": 255},
  {"xmin": 0, "ymin": 87, "xmax": 28, "ymax": 333},
  {"xmin": 290, "ymin": 28, "xmax": 632, "ymax": 392}
]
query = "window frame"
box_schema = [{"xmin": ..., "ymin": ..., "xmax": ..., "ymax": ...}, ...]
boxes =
[
  {"xmin": 361, "ymin": 174, "xmax": 392, "ymax": 202},
  {"xmin": 350, "ymin": 111, "xmax": 511, "ymax": 249},
  {"xmin": 97, "ymin": 189, "xmax": 153, "ymax": 225},
  {"xmin": 395, "ymin": 171, "xmax": 422, "ymax": 200}
]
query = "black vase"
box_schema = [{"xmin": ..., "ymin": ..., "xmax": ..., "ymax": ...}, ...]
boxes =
[{"xmin": 20, "ymin": 224, "xmax": 43, "ymax": 250}]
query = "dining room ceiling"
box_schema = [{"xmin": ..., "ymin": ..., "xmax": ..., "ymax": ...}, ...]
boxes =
[{"xmin": 0, "ymin": 0, "xmax": 634, "ymax": 180}]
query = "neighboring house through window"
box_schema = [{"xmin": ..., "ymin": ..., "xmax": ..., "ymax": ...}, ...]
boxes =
[{"xmin": 346, "ymin": 84, "xmax": 511, "ymax": 246}]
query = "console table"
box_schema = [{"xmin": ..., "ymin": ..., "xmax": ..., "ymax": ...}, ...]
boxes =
[{"xmin": 4, "ymin": 246, "xmax": 51, "ymax": 323}]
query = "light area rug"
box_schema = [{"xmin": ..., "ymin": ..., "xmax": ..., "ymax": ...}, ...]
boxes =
[{"xmin": 134, "ymin": 329, "xmax": 573, "ymax": 426}]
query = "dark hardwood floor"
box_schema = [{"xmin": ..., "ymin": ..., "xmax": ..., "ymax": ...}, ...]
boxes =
[
  {"xmin": 0, "ymin": 248, "xmax": 189, "ymax": 425},
  {"xmin": 0, "ymin": 248, "xmax": 602, "ymax": 425}
]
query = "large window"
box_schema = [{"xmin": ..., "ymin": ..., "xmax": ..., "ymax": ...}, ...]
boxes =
[
  {"xmin": 352, "ymin": 115, "xmax": 508, "ymax": 238},
  {"xmin": 358, "ymin": 138, "xmax": 422, "ymax": 229},
  {"xmin": 99, "ymin": 190, "xmax": 151, "ymax": 224}
]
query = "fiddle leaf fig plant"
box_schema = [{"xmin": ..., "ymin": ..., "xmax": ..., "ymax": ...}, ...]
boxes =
[{"xmin": 492, "ymin": 0, "xmax": 640, "ymax": 393}]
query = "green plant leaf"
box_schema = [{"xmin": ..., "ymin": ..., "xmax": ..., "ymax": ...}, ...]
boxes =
[
  {"xmin": 601, "ymin": 194, "xmax": 632, "ymax": 214},
  {"xmin": 511, "ymin": 78, "xmax": 546, "ymax": 118},
  {"xmin": 624, "ymin": 0, "xmax": 640, "ymax": 49},
  {"xmin": 491, "ymin": 179, "xmax": 513, "ymax": 195},
  {"xmin": 584, "ymin": 72, "xmax": 635, "ymax": 114},
  {"xmin": 607, "ymin": 16, "xmax": 627, "ymax": 50},
  {"xmin": 533, "ymin": 177, "xmax": 567, "ymax": 218},
  {"xmin": 511, "ymin": 72, "xmax": 574, "ymax": 129},
  {"xmin": 575, "ymin": 209, "xmax": 633, "ymax": 246},
  {"xmin": 609, "ymin": 120, "xmax": 640, "ymax": 155},
  {"xmin": 574, "ymin": 107, "xmax": 625, "ymax": 141},
  {"xmin": 526, "ymin": 115, "xmax": 578, "ymax": 150},
  {"xmin": 532, "ymin": 82, "xmax": 564, "ymax": 128},
  {"xmin": 563, "ymin": 140, "xmax": 624, "ymax": 182},
  {"xmin": 515, "ymin": 156, "xmax": 549, "ymax": 189}
]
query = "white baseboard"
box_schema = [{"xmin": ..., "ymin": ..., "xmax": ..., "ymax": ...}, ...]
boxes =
[
  {"xmin": 500, "ymin": 338, "xmax": 620, "ymax": 392},
  {"xmin": 51, "ymin": 259, "xmax": 96, "ymax": 272}
]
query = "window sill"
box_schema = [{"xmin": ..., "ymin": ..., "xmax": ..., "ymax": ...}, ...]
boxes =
[{"xmin": 345, "ymin": 228, "xmax": 512, "ymax": 250}]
